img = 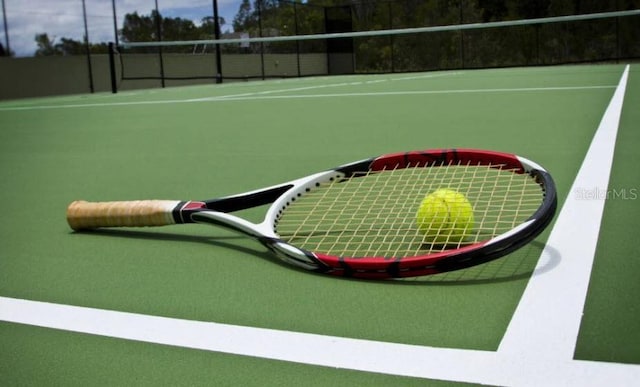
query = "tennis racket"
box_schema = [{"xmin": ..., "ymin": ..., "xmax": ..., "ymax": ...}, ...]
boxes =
[{"xmin": 67, "ymin": 148, "xmax": 557, "ymax": 279}]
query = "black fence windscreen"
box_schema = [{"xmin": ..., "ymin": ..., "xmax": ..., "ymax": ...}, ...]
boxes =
[{"xmin": 112, "ymin": 2, "xmax": 640, "ymax": 91}]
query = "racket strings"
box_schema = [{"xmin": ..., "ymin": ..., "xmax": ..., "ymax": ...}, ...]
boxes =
[
  {"xmin": 276, "ymin": 162, "xmax": 544, "ymax": 258},
  {"xmin": 370, "ymin": 164, "xmax": 426, "ymax": 257}
]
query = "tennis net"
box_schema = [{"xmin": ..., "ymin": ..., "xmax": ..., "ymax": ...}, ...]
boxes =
[{"xmin": 111, "ymin": 8, "xmax": 640, "ymax": 92}]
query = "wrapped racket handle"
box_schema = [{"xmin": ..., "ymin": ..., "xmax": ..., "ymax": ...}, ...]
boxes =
[{"xmin": 67, "ymin": 200, "xmax": 181, "ymax": 230}]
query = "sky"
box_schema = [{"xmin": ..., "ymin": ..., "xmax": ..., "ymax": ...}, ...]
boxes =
[{"xmin": 0, "ymin": 0, "xmax": 242, "ymax": 57}]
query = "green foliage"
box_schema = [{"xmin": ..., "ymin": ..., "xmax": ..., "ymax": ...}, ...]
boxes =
[
  {"xmin": 34, "ymin": 33, "xmax": 59, "ymax": 56},
  {"xmin": 233, "ymin": 0, "xmax": 255, "ymax": 32},
  {"xmin": 121, "ymin": 11, "xmax": 158, "ymax": 43},
  {"xmin": 120, "ymin": 10, "xmax": 220, "ymax": 43},
  {"xmin": 29, "ymin": 0, "xmax": 640, "ymax": 67},
  {"xmin": 33, "ymin": 9, "xmax": 225, "ymax": 56},
  {"xmin": 34, "ymin": 33, "xmax": 108, "ymax": 56}
]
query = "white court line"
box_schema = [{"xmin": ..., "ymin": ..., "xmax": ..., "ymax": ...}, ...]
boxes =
[
  {"xmin": 133, "ymin": 72, "xmax": 463, "ymax": 102},
  {"xmin": 0, "ymin": 85, "xmax": 614, "ymax": 112},
  {"xmin": 390, "ymin": 72, "xmax": 463, "ymax": 81},
  {"xmin": 0, "ymin": 71, "xmax": 462, "ymax": 112},
  {"xmin": 0, "ymin": 295, "xmax": 638, "ymax": 386},
  {"xmin": 498, "ymin": 65, "xmax": 631, "ymax": 360},
  {"xmin": 0, "ymin": 66, "xmax": 637, "ymax": 385},
  {"xmin": 188, "ymin": 81, "xmax": 360, "ymax": 102},
  {"xmin": 216, "ymin": 85, "xmax": 614, "ymax": 102}
]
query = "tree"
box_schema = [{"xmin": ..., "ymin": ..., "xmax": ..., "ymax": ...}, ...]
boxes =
[
  {"xmin": 231, "ymin": 0, "xmax": 326, "ymax": 36},
  {"xmin": 121, "ymin": 11, "xmax": 157, "ymax": 42},
  {"xmin": 161, "ymin": 16, "xmax": 200, "ymax": 41},
  {"xmin": 33, "ymin": 33, "xmax": 109, "ymax": 56},
  {"xmin": 35, "ymin": 33, "xmax": 61, "ymax": 56},
  {"xmin": 233, "ymin": 0, "xmax": 255, "ymax": 32},
  {"xmin": 56, "ymin": 37, "xmax": 85, "ymax": 55},
  {"xmin": 120, "ymin": 10, "xmax": 225, "ymax": 43},
  {"xmin": 201, "ymin": 16, "xmax": 227, "ymax": 37}
]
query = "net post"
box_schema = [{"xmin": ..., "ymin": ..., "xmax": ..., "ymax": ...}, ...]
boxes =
[
  {"xmin": 389, "ymin": 1, "xmax": 395, "ymax": 73},
  {"xmin": 212, "ymin": 0, "xmax": 223, "ymax": 83},
  {"xmin": 294, "ymin": 1, "xmax": 301, "ymax": 77},
  {"xmin": 615, "ymin": 15, "xmax": 620, "ymax": 63},
  {"xmin": 459, "ymin": 0, "xmax": 465, "ymax": 69},
  {"xmin": 153, "ymin": 0, "xmax": 166, "ymax": 88},
  {"xmin": 257, "ymin": 0, "xmax": 265, "ymax": 80},
  {"xmin": 108, "ymin": 42, "xmax": 117, "ymax": 94},
  {"xmin": 82, "ymin": 0, "xmax": 95, "ymax": 94}
]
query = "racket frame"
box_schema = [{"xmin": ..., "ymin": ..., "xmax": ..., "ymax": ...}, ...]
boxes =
[
  {"xmin": 68, "ymin": 149, "xmax": 557, "ymax": 279},
  {"xmin": 186, "ymin": 149, "xmax": 557, "ymax": 278}
]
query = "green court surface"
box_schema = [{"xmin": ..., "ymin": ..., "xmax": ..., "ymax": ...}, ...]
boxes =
[{"xmin": 0, "ymin": 64, "xmax": 638, "ymax": 385}]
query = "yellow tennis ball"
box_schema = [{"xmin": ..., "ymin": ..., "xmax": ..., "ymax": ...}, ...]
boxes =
[{"xmin": 416, "ymin": 189, "xmax": 474, "ymax": 245}]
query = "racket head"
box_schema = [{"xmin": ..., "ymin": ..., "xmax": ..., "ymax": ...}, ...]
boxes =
[{"xmin": 252, "ymin": 149, "xmax": 557, "ymax": 279}]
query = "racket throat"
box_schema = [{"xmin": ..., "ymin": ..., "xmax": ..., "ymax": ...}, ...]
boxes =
[
  {"xmin": 191, "ymin": 211, "xmax": 268, "ymax": 238},
  {"xmin": 190, "ymin": 212, "xmax": 328, "ymax": 272},
  {"xmin": 173, "ymin": 201, "xmax": 208, "ymax": 224},
  {"xmin": 266, "ymin": 242, "xmax": 329, "ymax": 272}
]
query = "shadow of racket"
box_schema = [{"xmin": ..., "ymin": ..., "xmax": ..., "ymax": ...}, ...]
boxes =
[{"xmin": 71, "ymin": 229, "xmax": 559, "ymax": 285}]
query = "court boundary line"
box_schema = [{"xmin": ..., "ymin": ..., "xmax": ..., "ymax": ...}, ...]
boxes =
[
  {"xmin": 0, "ymin": 85, "xmax": 615, "ymax": 112},
  {"xmin": 212, "ymin": 85, "xmax": 615, "ymax": 102},
  {"xmin": 497, "ymin": 65, "xmax": 630, "ymax": 362},
  {"xmin": 0, "ymin": 66, "xmax": 637, "ymax": 385},
  {"xmin": 0, "ymin": 72, "xmax": 460, "ymax": 111}
]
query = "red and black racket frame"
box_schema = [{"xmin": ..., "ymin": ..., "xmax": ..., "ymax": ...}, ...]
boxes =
[{"xmin": 179, "ymin": 149, "xmax": 557, "ymax": 279}]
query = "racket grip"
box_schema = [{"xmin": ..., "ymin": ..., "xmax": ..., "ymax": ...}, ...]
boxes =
[{"xmin": 67, "ymin": 200, "xmax": 181, "ymax": 230}]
